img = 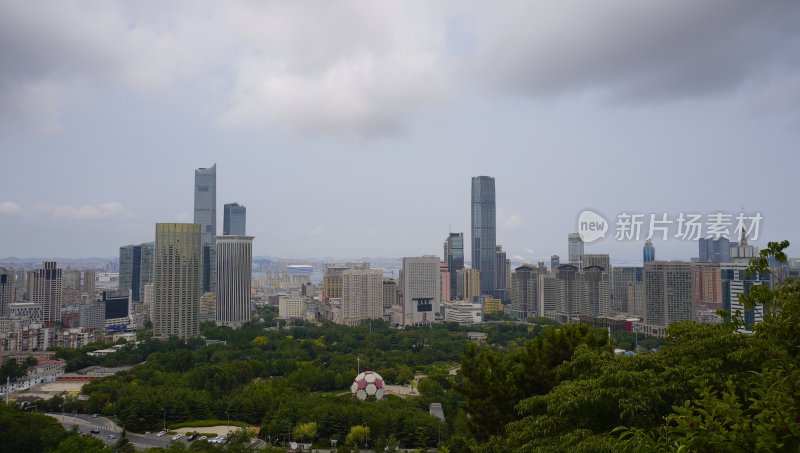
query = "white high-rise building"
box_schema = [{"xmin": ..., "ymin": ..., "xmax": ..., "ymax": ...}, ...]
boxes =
[
  {"xmin": 153, "ymin": 223, "xmax": 201, "ymax": 339},
  {"xmin": 28, "ymin": 262, "xmax": 62, "ymax": 323},
  {"xmin": 341, "ymin": 268, "xmax": 384, "ymax": 326},
  {"xmin": 215, "ymin": 235, "xmax": 254, "ymax": 328},
  {"xmin": 401, "ymin": 256, "xmax": 441, "ymax": 326}
]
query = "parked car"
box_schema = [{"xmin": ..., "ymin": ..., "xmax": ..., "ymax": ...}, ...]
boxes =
[
  {"xmin": 156, "ymin": 430, "xmax": 166, "ymax": 437},
  {"xmin": 91, "ymin": 414, "xmax": 99, "ymax": 418},
  {"xmin": 172, "ymin": 434, "xmax": 182, "ymax": 441},
  {"xmin": 89, "ymin": 429, "xmax": 100, "ymax": 435},
  {"xmin": 187, "ymin": 433, "xmax": 198, "ymax": 441}
]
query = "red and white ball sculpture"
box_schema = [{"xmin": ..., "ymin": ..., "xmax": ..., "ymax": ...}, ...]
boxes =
[{"xmin": 351, "ymin": 371, "xmax": 385, "ymax": 401}]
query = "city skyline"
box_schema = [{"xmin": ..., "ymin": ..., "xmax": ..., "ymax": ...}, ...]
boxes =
[{"xmin": 1, "ymin": 2, "xmax": 799, "ymax": 263}]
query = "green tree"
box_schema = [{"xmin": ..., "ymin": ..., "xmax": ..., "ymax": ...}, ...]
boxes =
[
  {"xmin": 292, "ymin": 421, "xmax": 318, "ymax": 444},
  {"xmin": 345, "ymin": 425, "xmax": 370, "ymax": 448}
]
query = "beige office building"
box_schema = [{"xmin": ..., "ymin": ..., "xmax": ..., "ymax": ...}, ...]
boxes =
[
  {"xmin": 153, "ymin": 223, "xmax": 201, "ymax": 339},
  {"xmin": 341, "ymin": 268, "xmax": 384, "ymax": 326}
]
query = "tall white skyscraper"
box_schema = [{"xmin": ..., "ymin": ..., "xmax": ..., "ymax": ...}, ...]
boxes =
[
  {"xmin": 153, "ymin": 223, "xmax": 201, "ymax": 339},
  {"xmin": 215, "ymin": 235, "xmax": 254, "ymax": 328},
  {"xmin": 341, "ymin": 268, "xmax": 384, "ymax": 326},
  {"xmin": 401, "ymin": 256, "xmax": 441, "ymax": 326},
  {"xmin": 194, "ymin": 164, "xmax": 217, "ymax": 293}
]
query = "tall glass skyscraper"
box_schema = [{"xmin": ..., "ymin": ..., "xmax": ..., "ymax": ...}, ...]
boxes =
[
  {"xmin": 699, "ymin": 237, "xmax": 730, "ymax": 263},
  {"xmin": 643, "ymin": 239, "xmax": 656, "ymax": 264},
  {"xmin": 444, "ymin": 232, "xmax": 464, "ymax": 301},
  {"xmin": 471, "ymin": 176, "xmax": 496, "ymax": 295},
  {"xmin": 223, "ymin": 202, "xmax": 246, "ymax": 235},
  {"xmin": 194, "ymin": 164, "xmax": 217, "ymax": 293}
]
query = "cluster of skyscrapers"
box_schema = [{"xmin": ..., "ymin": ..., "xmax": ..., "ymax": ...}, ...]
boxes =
[
  {"xmin": 117, "ymin": 164, "xmax": 254, "ymax": 339},
  {"xmin": 3, "ymin": 171, "xmax": 797, "ymax": 349},
  {"xmin": 504, "ymin": 229, "xmax": 779, "ymax": 335}
]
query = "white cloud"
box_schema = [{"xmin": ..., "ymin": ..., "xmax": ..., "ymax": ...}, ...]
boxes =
[
  {"xmin": 53, "ymin": 202, "xmax": 126, "ymax": 220},
  {"xmin": 0, "ymin": 201, "xmax": 21, "ymax": 214},
  {"xmin": 498, "ymin": 208, "xmax": 523, "ymax": 230}
]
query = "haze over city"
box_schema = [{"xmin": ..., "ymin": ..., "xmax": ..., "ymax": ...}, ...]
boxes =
[{"xmin": 1, "ymin": 1, "xmax": 799, "ymax": 262}]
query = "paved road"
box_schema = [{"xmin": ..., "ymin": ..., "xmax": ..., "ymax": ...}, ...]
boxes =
[
  {"xmin": 47, "ymin": 413, "xmax": 177, "ymax": 450},
  {"xmin": 48, "ymin": 413, "xmax": 271, "ymax": 451}
]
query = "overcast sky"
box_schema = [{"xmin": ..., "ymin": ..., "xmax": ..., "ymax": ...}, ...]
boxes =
[{"xmin": 1, "ymin": 1, "xmax": 799, "ymax": 264}]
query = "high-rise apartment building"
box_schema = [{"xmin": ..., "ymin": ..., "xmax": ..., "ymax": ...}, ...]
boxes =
[
  {"xmin": 223, "ymin": 202, "xmax": 246, "ymax": 236},
  {"xmin": 582, "ymin": 254, "xmax": 610, "ymax": 271},
  {"xmin": 556, "ymin": 264, "xmax": 584, "ymax": 318},
  {"xmin": 194, "ymin": 164, "xmax": 217, "ymax": 293},
  {"xmin": 612, "ymin": 266, "xmax": 643, "ymax": 313},
  {"xmin": 153, "ymin": 223, "xmax": 201, "ymax": 339},
  {"xmin": 62, "ymin": 269, "xmax": 81, "ymax": 290},
  {"xmin": 583, "ymin": 265, "xmax": 611, "ymax": 317},
  {"xmin": 401, "ymin": 256, "xmax": 440, "ymax": 326},
  {"xmin": 692, "ymin": 263, "xmax": 722, "ymax": 305},
  {"xmin": 439, "ymin": 261, "xmax": 451, "ymax": 303},
  {"xmin": 510, "ymin": 265, "xmax": 538, "ymax": 320},
  {"xmin": 444, "ymin": 233, "xmax": 464, "ymax": 301},
  {"xmin": 627, "ymin": 282, "xmax": 645, "ymax": 317},
  {"xmin": 644, "ymin": 261, "xmax": 692, "ymax": 326},
  {"xmin": 323, "ymin": 262, "xmax": 370, "ymax": 301},
  {"xmin": 215, "ymin": 235, "xmax": 254, "ymax": 328},
  {"xmin": 495, "ymin": 245, "xmax": 509, "ymax": 300},
  {"xmin": 471, "ymin": 176, "xmax": 496, "ymax": 295},
  {"xmin": 382, "ymin": 278, "xmax": 397, "ymax": 309},
  {"xmin": 460, "ymin": 268, "xmax": 481, "ymax": 302},
  {"xmin": 643, "ymin": 239, "xmax": 656, "ymax": 263},
  {"xmin": 0, "ymin": 268, "xmax": 14, "ymax": 317},
  {"xmin": 28, "ymin": 262, "xmax": 62, "ymax": 323},
  {"xmin": 81, "ymin": 270, "xmax": 95, "ymax": 300},
  {"xmin": 568, "ymin": 233, "xmax": 584, "ymax": 265},
  {"xmin": 539, "ymin": 274, "xmax": 559, "ymax": 317},
  {"xmin": 341, "ymin": 268, "xmax": 384, "ymax": 326}
]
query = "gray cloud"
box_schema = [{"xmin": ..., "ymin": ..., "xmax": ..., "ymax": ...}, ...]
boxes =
[
  {"xmin": 467, "ymin": 0, "xmax": 800, "ymax": 105},
  {"xmin": 0, "ymin": 1, "xmax": 451, "ymax": 136}
]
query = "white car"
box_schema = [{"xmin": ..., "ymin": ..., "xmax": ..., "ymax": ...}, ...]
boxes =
[
  {"xmin": 199, "ymin": 436, "xmax": 207, "ymax": 441},
  {"xmin": 172, "ymin": 434, "xmax": 182, "ymax": 441},
  {"xmin": 156, "ymin": 431, "xmax": 166, "ymax": 437}
]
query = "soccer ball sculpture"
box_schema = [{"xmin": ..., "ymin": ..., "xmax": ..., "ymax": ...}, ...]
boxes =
[{"xmin": 351, "ymin": 371, "xmax": 385, "ymax": 401}]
